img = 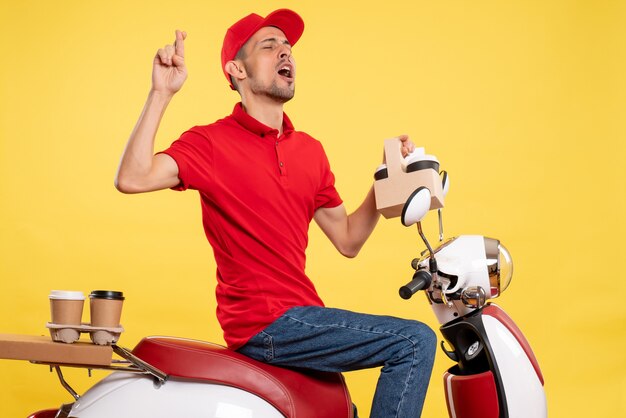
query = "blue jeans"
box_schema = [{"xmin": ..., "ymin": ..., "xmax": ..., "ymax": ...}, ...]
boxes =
[{"xmin": 236, "ymin": 306, "xmax": 437, "ymax": 418}]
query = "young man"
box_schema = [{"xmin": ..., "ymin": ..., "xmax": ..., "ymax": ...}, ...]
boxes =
[{"xmin": 115, "ymin": 9, "xmax": 436, "ymax": 417}]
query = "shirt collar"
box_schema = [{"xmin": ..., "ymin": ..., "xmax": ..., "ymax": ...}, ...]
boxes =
[{"xmin": 231, "ymin": 102, "xmax": 295, "ymax": 138}]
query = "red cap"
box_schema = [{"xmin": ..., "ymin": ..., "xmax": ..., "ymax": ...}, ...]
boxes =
[{"xmin": 221, "ymin": 9, "xmax": 304, "ymax": 89}]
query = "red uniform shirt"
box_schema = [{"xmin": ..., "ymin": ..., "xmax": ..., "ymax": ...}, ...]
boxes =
[{"xmin": 162, "ymin": 103, "xmax": 343, "ymax": 349}]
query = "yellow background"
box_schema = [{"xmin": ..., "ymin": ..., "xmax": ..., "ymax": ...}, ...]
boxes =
[{"xmin": 1, "ymin": 1, "xmax": 624, "ymax": 416}]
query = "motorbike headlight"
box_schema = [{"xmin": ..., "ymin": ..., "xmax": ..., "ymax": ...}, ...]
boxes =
[{"xmin": 485, "ymin": 238, "xmax": 514, "ymax": 298}]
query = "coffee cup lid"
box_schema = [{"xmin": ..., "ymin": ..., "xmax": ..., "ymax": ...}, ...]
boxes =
[
  {"xmin": 49, "ymin": 290, "xmax": 86, "ymax": 300},
  {"xmin": 90, "ymin": 290, "xmax": 125, "ymax": 300},
  {"xmin": 406, "ymin": 153, "xmax": 439, "ymax": 165}
]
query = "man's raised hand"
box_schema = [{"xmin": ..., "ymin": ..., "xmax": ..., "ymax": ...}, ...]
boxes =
[{"xmin": 152, "ymin": 30, "xmax": 188, "ymax": 95}]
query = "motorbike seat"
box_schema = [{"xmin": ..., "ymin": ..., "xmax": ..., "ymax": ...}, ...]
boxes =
[{"xmin": 132, "ymin": 336, "xmax": 353, "ymax": 418}]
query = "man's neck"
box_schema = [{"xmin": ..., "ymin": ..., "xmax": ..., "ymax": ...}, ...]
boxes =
[{"xmin": 241, "ymin": 96, "xmax": 285, "ymax": 136}]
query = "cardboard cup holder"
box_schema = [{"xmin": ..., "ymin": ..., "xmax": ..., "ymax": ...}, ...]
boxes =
[
  {"xmin": 46, "ymin": 322, "xmax": 124, "ymax": 345},
  {"xmin": 47, "ymin": 290, "xmax": 125, "ymax": 345},
  {"xmin": 374, "ymin": 137, "xmax": 444, "ymax": 218}
]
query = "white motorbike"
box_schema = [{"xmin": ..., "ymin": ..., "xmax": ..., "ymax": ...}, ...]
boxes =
[
  {"xmin": 400, "ymin": 182, "xmax": 547, "ymax": 418},
  {"xmin": 28, "ymin": 168, "xmax": 546, "ymax": 418}
]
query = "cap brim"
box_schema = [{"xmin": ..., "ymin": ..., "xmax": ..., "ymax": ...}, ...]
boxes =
[{"xmin": 259, "ymin": 9, "xmax": 304, "ymax": 48}]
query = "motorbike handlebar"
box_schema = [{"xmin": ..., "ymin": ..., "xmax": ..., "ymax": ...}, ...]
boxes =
[{"xmin": 399, "ymin": 270, "xmax": 432, "ymax": 300}]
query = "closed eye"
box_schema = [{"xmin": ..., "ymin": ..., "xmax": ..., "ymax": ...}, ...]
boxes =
[{"xmin": 258, "ymin": 38, "xmax": 291, "ymax": 51}]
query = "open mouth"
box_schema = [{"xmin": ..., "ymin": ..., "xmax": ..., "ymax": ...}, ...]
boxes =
[{"xmin": 277, "ymin": 65, "xmax": 293, "ymax": 80}]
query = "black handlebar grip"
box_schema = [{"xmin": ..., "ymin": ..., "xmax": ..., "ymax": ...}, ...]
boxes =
[{"xmin": 399, "ymin": 270, "xmax": 432, "ymax": 300}]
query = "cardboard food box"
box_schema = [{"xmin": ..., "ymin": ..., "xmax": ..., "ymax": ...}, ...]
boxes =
[
  {"xmin": 0, "ymin": 333, "xmax": 113, "ymax": 366},
  {"xmin": 374, "ymin": 137, "xmax": 444, "ymax": 219}
]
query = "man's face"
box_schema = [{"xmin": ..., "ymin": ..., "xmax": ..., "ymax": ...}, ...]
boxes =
[{"xmin": 238, "ymin": 26, "xmax": 296, "ymax": 103}]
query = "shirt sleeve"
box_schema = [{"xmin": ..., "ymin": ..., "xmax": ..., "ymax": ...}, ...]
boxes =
[
  {"xmin": 158, "ymin": 127, "xmax": 213, "ymax": 192},
  {"xmin": 314, "ymin": 144, "xmax": 343, "ymax": 209}
]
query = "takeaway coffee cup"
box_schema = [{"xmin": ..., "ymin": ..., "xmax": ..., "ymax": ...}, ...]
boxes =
[
  {"xmin": 49, "ymin": 290, "xmax": 85, "ymax": 325},
  {"xmin": 374, "ymin": 164, "xmax": 388, "ymax": 180},
  {"xmin": 89, "ymin": 290, "xmax": 125, "ymax": 328}
]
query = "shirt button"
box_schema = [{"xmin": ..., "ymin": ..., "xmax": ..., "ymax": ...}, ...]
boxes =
[
  {"xmin": 275, "ymin": 141, "xmax": 279, "ymax": 146},
  {"xmin": 279, "ymin": 162, "xmax": 284, "ymax": 167}
]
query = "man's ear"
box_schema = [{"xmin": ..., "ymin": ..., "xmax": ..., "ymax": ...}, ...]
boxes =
[{"xmin": 225, "ymin": 60, "xmax": 246, "ymax": 83}]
